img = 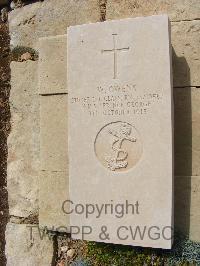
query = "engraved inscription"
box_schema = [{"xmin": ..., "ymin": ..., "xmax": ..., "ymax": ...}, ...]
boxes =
[
  {"xmin": 94, "ymin": 122, "xmax": 142, "ymax": 172},
  {"xmin": 101, "ymin": 34, "xmax": 130, "ymax": 79},
  {"xmin": 70, "ymin": 82, "xmax": 163, "ymax": 117}
]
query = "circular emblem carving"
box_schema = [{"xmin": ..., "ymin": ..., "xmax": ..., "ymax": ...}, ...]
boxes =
[{"xmin": 94, "ymin": 121, "xmax": 142, "ymax": 172}]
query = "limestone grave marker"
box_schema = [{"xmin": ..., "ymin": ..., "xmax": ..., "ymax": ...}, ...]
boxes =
[{"xmin": 68, "ymin": 15, "xmax": 173, "ymax": 249}]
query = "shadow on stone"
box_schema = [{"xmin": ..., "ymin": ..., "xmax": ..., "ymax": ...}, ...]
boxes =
[
  {"xmin": 172, "ymin": 44, "xmax": 191, "ymax": 88},
  {"xmin": 172, "ymin": 47, "xmax": 192, "ymax": 239}
]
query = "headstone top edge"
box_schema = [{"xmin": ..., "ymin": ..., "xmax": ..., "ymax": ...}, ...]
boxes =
[{"xmin": 67, "ymin": 14, "xmax": 169, "ymax": 32}]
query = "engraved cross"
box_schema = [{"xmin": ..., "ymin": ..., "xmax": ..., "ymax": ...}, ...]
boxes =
[{"xmin": 101, "ymin": 34, "xmax": 130, "ymax": 79}]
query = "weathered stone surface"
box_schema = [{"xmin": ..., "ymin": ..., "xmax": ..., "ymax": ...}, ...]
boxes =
[
  {"xmin": 39, "ymin": 170, "xmax": 69, "ymax": 231},
  {"xmin": 40, "ymin": 95, "xmax": 68, "ymax": 172},
  {"xmin": 39, "ymin": 34, "xmax": 68, "ymax": 231},
  {"xmin": 5, "ymin": 223, "xmax": 54, "ymax": 266},
  {"xmin": 174, "ymin": 87, "xmax": 200, "ymax": 176},
  {"xmin": 106, "ymin": 0, "xmax": 200, "ymax": 21},
  {"xmin": 175, "ymin": 176, "xmax": 200, "ymax": 242},
  {"xmin": 68, "ymin": 15, "xmax": 173, "ymax": 249},
  {"xmin": 7, "ymin": 61, "xmax": 39, "ymax": 218},
  {"xmin": 39, "ymin": 95, "xmax": 69, "ymax": 231},
  {"xmin": 38, "ymin": 35, "xmax": 67, "ymax": 95},
  {"xmin": 106, "ymin": 4, "xmax": 200, "ymax": 87},
  {"xmin": 9, "ymin": 0, "xmax": 100, "ymax": 49},
  {"xmin": 172, "ymin": 20, "xmax": 200, "ymax": 87}
]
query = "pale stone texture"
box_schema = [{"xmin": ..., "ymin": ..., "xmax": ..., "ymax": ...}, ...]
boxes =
[
  {"xmin": 37, "ymin": 24, "xmax": 200, "ymax": 243},
  {"xmin": 7, "ymin": 61, "xmax": 39, "ymax": 218},
  {"xmin": 106, "ymin": 2, "xmax": 200, "ymax": 87},
  {"xmin": 39, "ymin": 35, "xmax": 68, "ymax": 231},
  {"xmin": 39, "ymin": 94, "xmax": 69, "ymax": 229},
  {"xmin": 38, "ymin": 35, "xmax": 67, "ymax": 95},
  {"xmin": 174, "ymin": 87, "xmax": 200, "ymax": 177},
  {"xmin": 6, "ymin": 0, "xmax": 200, "ymax": 254},
  {"xmin": 107, "ymin": 10, "xmax": 200, "ymax": 87},
  {"xmin": 172, "ymin": 21, "xmax": 200, "ymax": 87},
  {"xmin": 40, "ymin": 95, "xmax": 68, "ymax": 172},
  {"xmin": 175, "ymin": 176, "xmax": 200, "ymax": 242},
  {"xmin": 68, "ymin": 15, "xmax": 173, "ymax": 249},
  {"xmin": 39, "ymin": 170, "xmax": 69, "ymax": 230},
  {"xmin": 5, "ymin": 223, "xmax": 54, "ymax": 266},
  {"xmin": 9, "ymin": 0, "xmax": 100, "ymax": 49},
  {"xmin": 106, "ymin": 0, "xmax": 200, "ymax": 21},
  {"xmin": 37, "ymin": 24, "xmax": 200, "ymax": 242}
]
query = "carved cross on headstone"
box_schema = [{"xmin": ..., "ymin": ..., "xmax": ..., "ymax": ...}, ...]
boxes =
[{"xmin": 101, "ymin": 34, "xmax": 130, "ymax": 79}]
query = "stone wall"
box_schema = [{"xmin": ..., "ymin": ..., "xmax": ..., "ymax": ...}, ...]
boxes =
[
  {"xmin": 6, "ymin": 0, "xmax": 101, "ymax": 265},
  {"xmin": 5, "ymin": 0, "xmax": 200, "ymax": 265}
]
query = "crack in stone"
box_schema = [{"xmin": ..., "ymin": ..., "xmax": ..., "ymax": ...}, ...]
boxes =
[{"xmin": 171, "ymin": 18, "xmax": 200, "ymax": 23}]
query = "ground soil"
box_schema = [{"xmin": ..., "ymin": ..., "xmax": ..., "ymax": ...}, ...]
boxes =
[{"xmin": 0, "ymin": 20, "xmax": 10, "ymax": 266}]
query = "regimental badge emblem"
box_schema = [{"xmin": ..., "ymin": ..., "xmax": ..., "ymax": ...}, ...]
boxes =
[{"xmin": 94, "ymin": 121, "xmax": 143, "ymax": 172}]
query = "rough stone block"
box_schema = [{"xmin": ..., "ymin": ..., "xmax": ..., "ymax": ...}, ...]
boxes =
[
  {"xmin": 175, "ymin": 176, "xmax": 200, "ymax": 242},
  {"xmin": 5, "ymin": 223, "xmax": 54, "ymax": 266},
  {"xmin": 39, "ymin": 170, "xmax": 69, "ymax": 231},
  {"xmin": 38, "ymin": 35, "xmax": 67, "ymax": 95},
  {"xmin": 174, "ymin": 87, "xmax": 200, "ymax": 176},
  {"xmin": 40, "ymin": 95, "xmax": 68, "ymax": 172},
  {"xmin": 7, "ymin": 61, "xmax": 39, "ymax": 218},
  {"xmin": 39, "ymin": 94, "xmax": 68, "ymax": 231},
  {"xmin": 106, "ymin": 0, "xmax": 200, "ymax": 21},
  {"xmin": 172, "ymin": 21, "xmax": 200, "ymax": 87},
  {"xmin": 9, "ymin": 0, "xmax": 100, "ymax": 49}
]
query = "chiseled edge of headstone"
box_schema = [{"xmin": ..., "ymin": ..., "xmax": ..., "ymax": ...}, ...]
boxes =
[{"xmin": 38, "ymin": 34, "xmax": 67, "ymax": 95}]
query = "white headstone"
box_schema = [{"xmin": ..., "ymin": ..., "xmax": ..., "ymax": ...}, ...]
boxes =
[{"xmin": 68, "ymin": 15, "xmax": 173, "ymax": 249}]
